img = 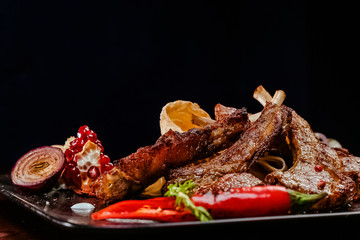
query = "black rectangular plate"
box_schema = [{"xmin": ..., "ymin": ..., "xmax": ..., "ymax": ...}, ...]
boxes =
[{"xmin": 2, "ymin": 174, "xmax": 360, "ymax": 231}]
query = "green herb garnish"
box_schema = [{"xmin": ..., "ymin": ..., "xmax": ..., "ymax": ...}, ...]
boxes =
[{"xmin": 164, "ymin": 180, "xmax": 213, "ymax": 222}]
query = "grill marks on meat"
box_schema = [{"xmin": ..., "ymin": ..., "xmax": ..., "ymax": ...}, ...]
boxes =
[
  {"xmin": 93, "ymin": 106, "xmax": 250, "ymax": 200},
  {"xmin": 166, "ymin": 103, "xmax": 290, "ymax": 191},
  {"xmin": 265, "ymin": 108, "xmax": 357, "ymax": 210}
]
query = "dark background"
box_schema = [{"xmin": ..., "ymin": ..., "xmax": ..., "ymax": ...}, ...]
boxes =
[{"xmin": 0, "ymin": 1, "xmax": 358, "ymax": 171}]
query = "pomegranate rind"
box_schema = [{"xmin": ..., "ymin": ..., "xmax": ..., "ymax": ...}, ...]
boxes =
[
  {"xmin": 51, "ymin": 136, "xmax": 76, "ymax": 152},
  {"xmin": 11, "ymin": 146, "xmax": 66, "ymax": 192},
  {"xmin": 159, "ymin": 100, "xmax": 212, "ymax": 135}
]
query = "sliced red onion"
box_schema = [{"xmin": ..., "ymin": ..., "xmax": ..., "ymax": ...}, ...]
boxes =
[{"xmin": 11, "ymin": 146, "xmax": 65, "ymax": 192}]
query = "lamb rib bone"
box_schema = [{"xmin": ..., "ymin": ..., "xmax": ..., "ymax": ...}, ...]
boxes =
[{"xmin": 249, "ymin": 85, "xmax": 286, "ymax": 122}]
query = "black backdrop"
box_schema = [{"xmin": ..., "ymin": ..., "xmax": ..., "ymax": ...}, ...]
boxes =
[{"xmin": 0, "ymin": 1, "xmax": 358, "ymax": 171}]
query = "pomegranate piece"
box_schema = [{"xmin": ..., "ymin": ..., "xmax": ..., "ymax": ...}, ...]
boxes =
[
  {"xmin": 100, "ymin": 154, "xmax": 110, "ymax": 165},
  {"xmin": 11, "ymin": 146, "xmax": 65, "ymax": 192},
  {"xmin": 102, "ymin": 162, "xmax": 114, "ymax": 172},
  {"xmin": 62, "ymin": 125, "xmax": 113, "ymax": 195},
  {"xmin": 87, "ymin": 166, "xmax": 100, "ymax": 179}
]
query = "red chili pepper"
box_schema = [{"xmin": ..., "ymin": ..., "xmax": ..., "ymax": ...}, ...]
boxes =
[
  {"xmin": 91, "ymin": 186, "xmax": 326, "ymax": 222},
  {"xmin": 191, "ymin": 185, "xmax": 326, "ymax": 219},
  {"xmin": 91, "ymin": 197, "xmax": 196, "ymax": 222},
  {"xmin": 191, "ymin": 186, "xmax": 290, "ymax": 218}
]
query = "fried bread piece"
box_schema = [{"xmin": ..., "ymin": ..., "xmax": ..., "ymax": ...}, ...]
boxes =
[{"xmin": 92, "ymin": 105, "xmax": 250, "ymax": 200}]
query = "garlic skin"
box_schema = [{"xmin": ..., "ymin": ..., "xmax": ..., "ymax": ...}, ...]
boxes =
[{"xmin": 71, "ymin": 202, "xmax": 95, "ymax": 216}]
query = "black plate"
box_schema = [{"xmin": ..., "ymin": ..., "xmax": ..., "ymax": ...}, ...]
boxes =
[{"xmin": 1, "ymin": 174, "xmax": 360, "ymax": 231}]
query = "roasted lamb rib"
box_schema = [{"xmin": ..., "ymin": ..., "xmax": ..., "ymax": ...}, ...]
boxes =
[
  {"xmin": 265, "ymin": 107, "xmax": 357, "ymax": 210},
  {"xmin": 166, "ymin": 103, "xmax": 360, "ymax": 210},
  {"xmin": 165, "ymin": 102, "xmax": 291, "ymax": 192},
  {"xmin": 91, "ymin": 105, "xmax": 250, "ymax": 200}
]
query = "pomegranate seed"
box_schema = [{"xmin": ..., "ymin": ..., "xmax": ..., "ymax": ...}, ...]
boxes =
[
  {"xmin": 62, "ymin": 166, "xmax": 73, "ymax": 184},
  {"xmin": 67, "ymin": 161, "xmax": 76, "ymax": 168},
  {"xmin": 100, "ymin": 154, "xmax": 110, "ymax": 165},
  {"xmin": 314, "ymin": 165, "xmax": 323, "ymax": 172},
  {"xmin": 78, "ymin": 138, "xmax": 86, "ymax": 149},
  {"xmin": 87, "ymin": 166, "xmax": 100, "ymax": 179},
  {"xmin": 77, "ymin": 131, "xmax": 84, "ymax": 140},
  {"xmin": 72, "ymin": 172, "xmax": 82, "ymax": 187},
  {"xmin": 318, "ymin": 180, "xmax": 326, "ymax": 189},
  {"xmin": 94, "ymin": 139, "xmax": 104, "ymax": 152},
  {"xmin": 87, "ymin": 130, "xmax": 97, "ymax": 142},
  {"xmin": 64, "ymin": 164, "xmax": 81, "ymax": 187},
  {"xmin": 69, "ymin": 138, "xmax": 79, "ymax": 149},
  {"xmin": 65, "ymin": 148, "xmax": 75, "ymax": 161},
  {"xmin": 69, "ymin": 138, "xmax": 83, "ymax": 153},
  {"xmin": 77, "ymin": 127, "xmax": 90, "ymax": 143},
  {"xmin": 78, "ymin": 125, "xmax": 90, "ymax": 135},
  {"xmin": 67, "ymin": 165, "xmax": 79, "ymax": 176},
  {"xmin": 102, "ymin": 162, "xmax": 114, "ymax": 172}
]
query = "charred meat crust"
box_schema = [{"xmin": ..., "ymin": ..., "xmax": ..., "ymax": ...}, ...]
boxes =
[
  {"xmin": 92, "ymin": 168, "xmax": 132, "ymax": 201},
  {"xmin": 214, "ymin": 104, "xmax": 238, "ymax": 121},
  {"xmin": 113, "ymin": 106, "xmax": 250, "ymax": 188}
]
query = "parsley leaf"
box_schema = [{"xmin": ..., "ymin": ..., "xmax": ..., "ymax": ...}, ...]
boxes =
[{"xmin": 164, "ymin": 180, "xmax": 213, "ymax": 222}]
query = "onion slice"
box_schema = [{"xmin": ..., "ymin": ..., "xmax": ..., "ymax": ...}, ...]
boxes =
[
  {"xmin": 257, "ymin": 155, "xmax": 287, "ymax": 172},
  {"xmin": 11, "ymin": 146, "xmax": 65, "ymax": 192}
]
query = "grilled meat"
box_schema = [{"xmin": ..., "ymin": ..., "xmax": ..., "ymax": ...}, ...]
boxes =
[
  {"xmin": 167, "ymin": 103, "xmax": 359, "ymax": 210},
  {"xmin": 92, "ymin": 105, "xmax": 250, "ymax": 200},
  {"xmin": 93, "ymin": 96, "xmax": 360, "ymax": 211},
  {"xmin": 265, "ymin": 107, "xmax": 357, "ymax": 210},
  {"xmin": 165, "ymin": 102, "xmax": 291, "ymax": 191},
  {"xmin": 214, "ymin": 103, "xmax": 238, "ymax": 121},
  {"xmin": 196, "ymin": 172, "xmax": 263, "ymax": 194},
  {"xmin": 336, "ymin": 148, "xmax": 360, "ymax": 191}
]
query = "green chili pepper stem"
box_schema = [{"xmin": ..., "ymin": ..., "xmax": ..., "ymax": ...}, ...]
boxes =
[{"xmin": 287, "ymin": 189, "xmax": 327, "ymax": 213}]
